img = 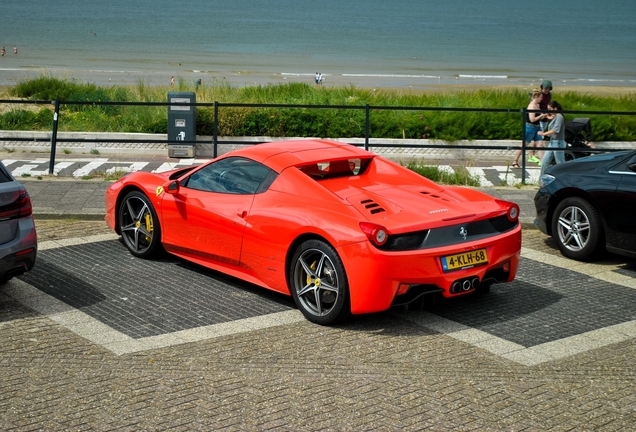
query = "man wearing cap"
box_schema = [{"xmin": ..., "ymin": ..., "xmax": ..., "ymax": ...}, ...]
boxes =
[{"xmin": 539, "ymin": 80, "xmax": 553, "ymax": 130}]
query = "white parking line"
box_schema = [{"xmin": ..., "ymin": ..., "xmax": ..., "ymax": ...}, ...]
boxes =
[
  {"xmin": 401, "ymin": 311, "xmax": 636, "ymax": 366},
  {"xmin": 8, "ymin": 237, "xmax": 633, "ymax": 363},
  {"xmin": 4, "ymin": 278, "xmax": 304, "ymax": 356}
]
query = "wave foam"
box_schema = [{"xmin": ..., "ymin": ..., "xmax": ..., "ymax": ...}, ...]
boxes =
[{"xmin": 458, "ymin": 75, "xmax": 508, "ymax": 79}]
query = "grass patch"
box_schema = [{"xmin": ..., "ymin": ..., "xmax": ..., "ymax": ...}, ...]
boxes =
[
  {"xmin": 103, "ymin": 170, "xmax": 128, "ymax": 181},
  {"xmin": 2, "ymin": 76, "xmax": 636, "ymax": 141},
  {"xmin": 404, "ymin": 161, "xmax": 480, "ymax": 186}
]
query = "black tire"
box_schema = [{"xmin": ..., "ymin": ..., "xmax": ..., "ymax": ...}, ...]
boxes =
[
  {"xmin": 118, "ymin": 190, "xmax": 162, "ymax": 258},
  {"xmin": 289, "ymin": 239, "xmax": 350, "ymax": 325},
  {"xmin": 551, "ymin": 197, "xmax": 604, "ymax": 261}
]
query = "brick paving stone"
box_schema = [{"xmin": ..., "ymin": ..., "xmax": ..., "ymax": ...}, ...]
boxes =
[{"xmin": 1, "ymin": 219, "xmax": 635, "ymax": 430}]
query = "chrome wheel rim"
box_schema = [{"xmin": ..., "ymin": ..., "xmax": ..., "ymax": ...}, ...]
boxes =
[
  {"xmin": 120, "ymin": 196, "xmax": 154, "ymax": 254},
  {"xmin": 292, "ymin": 248, "xmax": 340, "ymax": 317},
  {"xmin": 556, "ymin": 205, "xmax": 590, "ymax": 252}
]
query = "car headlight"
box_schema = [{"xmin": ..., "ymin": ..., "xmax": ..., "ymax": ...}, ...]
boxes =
[{"xmin": 539, "ymin": 174, "xmax": 556, "ymax": 189}]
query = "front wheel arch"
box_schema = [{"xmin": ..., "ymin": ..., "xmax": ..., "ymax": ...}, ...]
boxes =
[{"xmin": 114, "ymin": 185, "xmax": 148, "ymax": 235}]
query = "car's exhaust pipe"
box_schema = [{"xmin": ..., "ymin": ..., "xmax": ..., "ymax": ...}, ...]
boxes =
[
  {"xmin": 471, "ymin": 277, "xmax": 480, "ymax": 289},
  {"xmin": 450, "ymin": 277, "xmax": 480, "ymax": 294},
  {"xmin": 451, "ymin": 280, "xmax": 461, "ymax": 294}
]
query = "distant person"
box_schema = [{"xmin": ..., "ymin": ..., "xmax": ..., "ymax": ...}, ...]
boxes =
[
  {"xmin": 195, "ymin": 78, "xmax": 201, "ymax": 89},
  {"xmin": 538, "ymin": 100, "xmax": 566, "ymax": 175},
  {"xmin": 511, "ymin": 89, "xmax": 549, "ymax": 168},
  {"xmin": 315, "ymin": 72, "xmax": 319, "ymax": 85},
  {"xmin": 539, "ymin": 80, "xmax": 553, "ymax": 130},
  {"xmin": 319, "ymin": 73, "xmax": 324, "ymax": 86},
  {"xmin": 13, "ymin": 46, "xmax": 18, "ymax": 54},
  {"xmin": 170, "ymin": 76, "xmax": 175, "ymax": 87},
  {"xmin": 1, "ymin": 47, "xmax": 5, "ymax": 56}
]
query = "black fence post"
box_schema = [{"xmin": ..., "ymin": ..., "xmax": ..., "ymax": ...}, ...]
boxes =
[
  {"xmin": 213, "ymin": 101, "xmax": 219, "ymax": 158},
  {"xmin": 521, "ymin": 108, "xmax": 527, "ymax": 184},
  {"xmin": 365, "ymin": 104, "xmax": 370, "ymax": 151},
  {"xmin": 49, "ymin": 100, "xmax": 60, "ymax": 175}
]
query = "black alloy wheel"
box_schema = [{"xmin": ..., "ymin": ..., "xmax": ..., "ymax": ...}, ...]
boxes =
[
  {"xmin": 289, "ymin": 239, "xmax": 350, "ymax": 325},
  {"xmin": 118, "ymin": 190, "xmax": 162, "ymax": 258},
  {"xmin": 551, "ymin": 197, "xmax": 604, "ymax": 261}
]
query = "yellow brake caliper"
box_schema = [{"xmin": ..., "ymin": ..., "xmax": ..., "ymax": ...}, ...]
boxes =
[
  {"xmin": 306, "ymin": 261, "xmax": 319, "ymax": 287},
  {"xmin": 144, "ymin": 213, "xmax": 154, "ymax": 242}
]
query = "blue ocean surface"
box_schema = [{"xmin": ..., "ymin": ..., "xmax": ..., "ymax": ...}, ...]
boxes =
[{"xmin": 1, "ymin": 0, "xmax": 635, "ymax": 88}]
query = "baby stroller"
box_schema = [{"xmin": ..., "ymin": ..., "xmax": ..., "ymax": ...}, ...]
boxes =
[{"xmin": 563, "ymin": 118, "xmax": 593, "ymax": 161}]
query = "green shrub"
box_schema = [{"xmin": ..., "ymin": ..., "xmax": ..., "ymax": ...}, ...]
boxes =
[{"xmin": 3, "ymin": 76, "xmax": 636, "ymax": 142}]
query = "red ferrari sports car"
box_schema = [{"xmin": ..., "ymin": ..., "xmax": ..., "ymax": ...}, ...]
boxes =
[{"xmin": 105, "ymin": 139, "xmax": 521, "ymax": 324}]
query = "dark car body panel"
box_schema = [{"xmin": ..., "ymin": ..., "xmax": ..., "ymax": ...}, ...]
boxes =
[
  {"xmin": 0, "ymin": 162, "xmax": 38, "ymax": 281},
  {"xmin": 534, "ymin": 151, "xmax": 636, "ymax": 260}
]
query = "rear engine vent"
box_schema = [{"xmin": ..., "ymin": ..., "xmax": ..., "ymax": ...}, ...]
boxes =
[
  {"xmin": 360, "ymin": 199, "xmax": 385, "ymax": 214},
  {"xmin": 420, "ymin": 191, "xmax": 451, "ymax": 202}
]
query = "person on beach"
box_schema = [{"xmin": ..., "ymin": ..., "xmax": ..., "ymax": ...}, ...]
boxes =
[
  {"xmin": 537, "ymin": 100, "xmax": 566, "ymax": 175},
  {"xmin": 13, "ymin": 46, "xmax": 18, "ymax": 55},
  {"xmin": 1, "ymin": 47, "xmax": 5, "ymax": 56},
  {"xmin": 315, "ymin": 72, "xmax": 320, "ymax": 85},
  {"xmin": 511, "ymin": 89, "xmax": 549, "ymax": 168},
  {"xmin": 539, "ymin": 80, "xmax": 553, "ymax": 130},
  {"xmin": 318, "ymin": 73, "xmax": 324, "ymax": 86},
  {"xmin": 170, "ymin": 76, "xmax": 175, "ymax": 87}
]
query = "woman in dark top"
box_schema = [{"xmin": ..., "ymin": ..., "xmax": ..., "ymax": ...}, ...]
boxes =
[{"xmin": 512, "ymin": 89, "xmax": 549, "ymax": 168}]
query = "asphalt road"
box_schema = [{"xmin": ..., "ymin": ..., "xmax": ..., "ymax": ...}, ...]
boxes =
[{"xmin": 0, "ymin": 218, "xmax": 634, "ymax": 430}]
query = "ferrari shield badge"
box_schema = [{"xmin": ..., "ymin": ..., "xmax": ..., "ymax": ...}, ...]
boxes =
[{"xmin": 155, "ymin": 186, "xmax": 164, "ymax": 196}]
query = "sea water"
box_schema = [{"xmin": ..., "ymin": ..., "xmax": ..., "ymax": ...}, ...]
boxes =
[{"xmin": 1, "ymin": 0, "xmax": 635, "ymax": 88}]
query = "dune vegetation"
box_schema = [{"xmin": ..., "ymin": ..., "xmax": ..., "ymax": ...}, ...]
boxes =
[{"xmin": 2, "ymin": 76, "xmax": 636, "ymax": 143}]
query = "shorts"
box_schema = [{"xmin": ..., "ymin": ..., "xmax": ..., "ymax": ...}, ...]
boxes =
[{"xmin": 525, "ymin": 124, "xmax": 543, "ymax": 142}]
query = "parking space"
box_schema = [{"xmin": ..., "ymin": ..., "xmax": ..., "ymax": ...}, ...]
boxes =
[
  {"xmin": 19, "ymin": 240, "xmax": 294, "ymax": 339},
  {"xmin": 6, "ymin": 227, "xmax": 635, "ymax": 362},
  {"xmin": 1, "ymin": 222, "xmax": 635, "ymax": 430}
]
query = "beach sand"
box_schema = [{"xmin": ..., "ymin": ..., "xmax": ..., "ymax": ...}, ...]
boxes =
[{"xmin": 1, "ymin": 67, "xmax": 635, "ymax": 97}]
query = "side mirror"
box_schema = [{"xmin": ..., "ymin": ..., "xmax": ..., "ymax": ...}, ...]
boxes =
[
  {"xmin": 163, "ymin": 180, "xmax": 180, "ymax": 195},
  {"xmin": 627, "ymin": 155, "xmax": 636, "ymax": 173}
]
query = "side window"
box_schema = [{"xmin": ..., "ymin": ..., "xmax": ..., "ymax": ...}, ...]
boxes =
[
  {"xmin": 0, "ymin": 164, "xmax": 13, "ymax": 183},
  {"xmin": 184, "ymin": 157, "xmax": 275, "ymax": 194}
]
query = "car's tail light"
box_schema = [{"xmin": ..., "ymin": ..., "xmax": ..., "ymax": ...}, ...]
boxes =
[
  {"xmin": 0, "ymin": 191, "xmax": 33, "ymax": 220},
  {"xmin": 496, "ymin": 199, "xmax": 519, "ymax": 223},
  {"xmin": 15, "ymin": 247, "xmax": 36, "ymax": 257},
  {"xmin": 359, "ymin": 222, "xmax": 388, "ymax": 247}
]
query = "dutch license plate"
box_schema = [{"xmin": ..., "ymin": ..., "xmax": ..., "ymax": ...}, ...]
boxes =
[{"xmin": 441, "ymin": 249, "xmax": 488, "ymax": 272}]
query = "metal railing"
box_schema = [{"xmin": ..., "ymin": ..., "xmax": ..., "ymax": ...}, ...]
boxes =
[{"xmin": 1, "ymin": 98, "xmax": 635, "ymax": 183}]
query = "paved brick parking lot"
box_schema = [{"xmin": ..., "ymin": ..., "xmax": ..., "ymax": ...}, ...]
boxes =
[{"xmin": 1, "ymin": 219, "xmax": 635, "ymax": 430}]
